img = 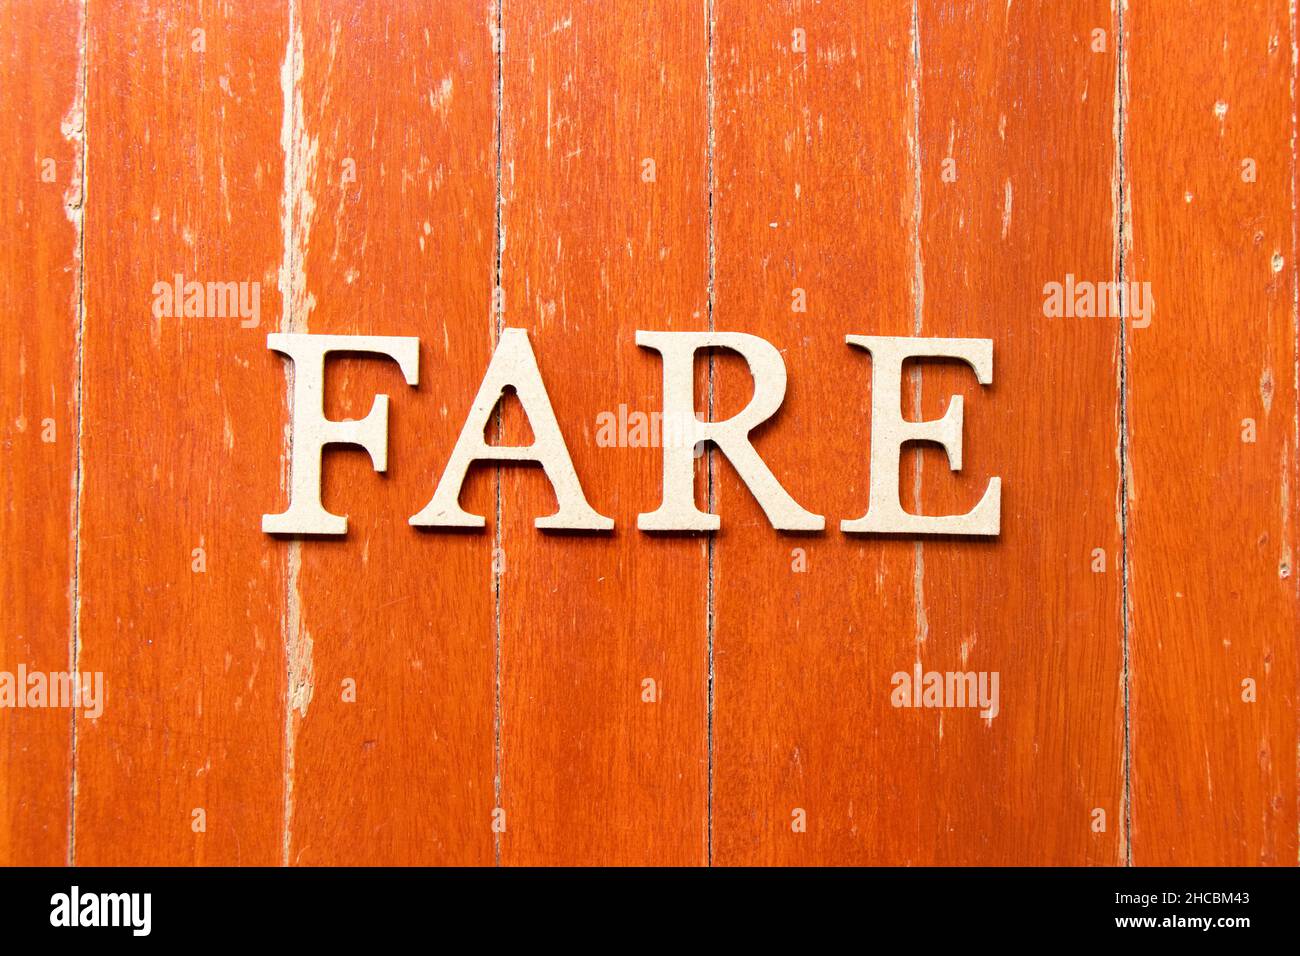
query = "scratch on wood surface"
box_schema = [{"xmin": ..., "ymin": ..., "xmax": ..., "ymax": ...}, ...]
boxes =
[
  {"xmin": 288, "ymin": 628, "xmax": 315, "ymax": 718},
  {"xmin": 1281, "ymin": 445, "xmax": 1292, "ymax": 579},
  {"xmin": 278, "ymin": 0, "xmax": 316, "ymax": 867},
  {"xmin": 278, "ymin": 8, "xmax": 317, "ymax": 333},
  {"xmin": 1000, "ymin": 178, "xmax": 1012, "ymax": 240},
  {"xmin": 909, "ymin": 0, "xmax": 928, "ymax": 655},
  {"xmin": 66, "ymin": 0, "xmax": 88, "ymax": 868},
  {"xmin": 431, "ymin": 75, "xmax": 453, "ymax": 116}
]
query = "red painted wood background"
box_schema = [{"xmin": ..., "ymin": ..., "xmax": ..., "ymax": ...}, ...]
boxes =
[{"xmin": 1, "ymin": 0, "xmax": 1296, "ymax": 866}]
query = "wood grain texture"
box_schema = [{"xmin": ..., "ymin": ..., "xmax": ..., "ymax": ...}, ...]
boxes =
[
  {"xmin": 498, "ymin": 0, "xmax": 710, "ymax": 865},
  {"xmin": 1, "ymin": 0, "xmax": 1296, "ymax": 867},
  {"xmin": 281, "ymin": 0, "xmax": 498, "ymax": 866},
  {"xmin": 74, "ymin": 0, "xmax": 287, "ymax": 865},
  {"xmin": 909, "ymin": 0, "xmax": 1125, "ymax": 864},
  {"xmin": 0, "ymin": 0, "xmax": 82, "ymax": 866},
  {"xmin": 1124, "ymin": 0, "xmax": 1299, "ymax": 865},
  {"xmin": 711, "ymin": 0, "xmax": 1124, "ymax": 865},
  {"xmin": 710, "ymin": 0, "xmax": 921, "ymax": 864}
]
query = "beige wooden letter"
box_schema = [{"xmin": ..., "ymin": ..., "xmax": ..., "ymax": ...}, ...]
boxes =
[
  {"xmin": 636, "ymin": 330, "xmax": 824, "ymax": 532},
  {"xmin": 841, "ymin": 335, "xmax": 1000, "ymax": 535},
  {"xmin": 410, "ymin": 327, "xmax": 612, "ymax": 530},
  {"xmin": 262, "ymin": 332, "xmax": 420, "ymax": 536}
]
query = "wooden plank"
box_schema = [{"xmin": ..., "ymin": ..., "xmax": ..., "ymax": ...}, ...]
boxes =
[
  {"xmin": 74, "ymin": 0, "xmax": 287, "ymax": 865},
  {"xmin": 710, "ymin": 0, "xmax": 920, "ymax": 864},
  {"xmin": 1124, "ymin": 0, "xmax": 1298, "ymax": 864},
  {"xmin": 497, "ymin": 0, "xmax": 710, "ymax": 864},
  {"xmin": 0, "ymin": 0, "xmax": 83, "ymax": 866},
  {"xmin": 712, "ymin": 0, "xmax": 1125, "ymax": 863},
  {"xmin": 280, "ymin": 1, "xmax": 499, "ymax": 865},
  {"xmin": 907, "ymin": 0, "xmax": 1125, "ymax": 864}
]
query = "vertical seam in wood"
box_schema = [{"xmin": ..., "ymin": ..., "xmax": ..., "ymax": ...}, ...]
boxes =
[
  {"xmin": 705, "ymin": 0, "xmax": 716, "ymax": 868},
  {"xmin": 1290, "ymin": 0, "xmax": 1299, "ymax": 867},
  {"xmin": 492, "ymin": 0, "xmax": 505, "ymax": 869},
  {"xmin": 67, "ymin": 0, "xmax": 89, "ymax": 868},
  {"xmin": 1115, "ymin": 0, "xmax": 1133, "ymax": 868}
]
